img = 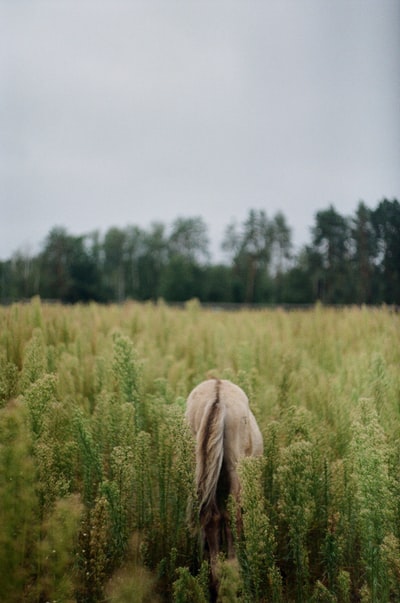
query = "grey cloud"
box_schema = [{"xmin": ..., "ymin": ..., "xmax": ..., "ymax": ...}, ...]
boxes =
[{"xmin": 1, "ymin": 1, "xmax": 399, "ymax": 260}]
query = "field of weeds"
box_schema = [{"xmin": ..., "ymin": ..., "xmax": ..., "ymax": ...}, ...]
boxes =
[{"xmin": 1, "ymin": 298, "xmax": 400, "ymax": 602}]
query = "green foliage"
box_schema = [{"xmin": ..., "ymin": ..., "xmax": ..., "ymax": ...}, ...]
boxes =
[
  {"xmin": 278, "ymin": 438, "xmax": 315, "ymax": 601},
  {"xmin": 237, "ymin": 457, "xmax": 281, "ymax": 602},
  {"xmin": 0, "ymin": 358, "xmax": 18, "ymax": 407},
  {"xmin": 2, "ymin": 199, "xmax": 400, "ymax": 304},
  {"xmin": 0, "ymin": 301, "xmax": 399, "ymax": 601},
  {"xmin": 74, "ymin": 410, "xmax": 103, "ymax": 507},
  {"xmin": 0, "ymin": 402, "xmax": 39, "ymax": 603},
  {"xmin": 133, "ymin": 430, "xmax": 153, "ymax": 531},
  {"xmin": 20, "ymin": 328, "xmax": 47, "ymax": 391},
  {"xmin": 112, "ymin": 333, "xmax": 143, "ymax": 431},
  {"xmin": 39, "ymin": 227, "xmax": 103, "ymax": 302},
  {"xmin": 23, "ymin": 373, "xmax": 58, "ymax": 438},
  {"xmin": 80, "ymin": 495, "xmax": 114, "ymax": 601},
  {"xmin": 310, "ymin": 581, "xmax": 337, "ymax": 602},
  {"xmin": 34, "ymin": 494, "xmax": 83, "ymax": 602},
  {"xmin": 173, "ymin": 563, "xmax": 209, "ymax": 603},
  {"xmin": 336, "ymin": 570, "xmax": 351, "ymax": 603},
  {"xmin": 349, "ymin": 398, "xmax": 394, "ymax": 600},
  {"xmin": 105, "ymin": 536, "xmax": 162, "ymax": 603}
]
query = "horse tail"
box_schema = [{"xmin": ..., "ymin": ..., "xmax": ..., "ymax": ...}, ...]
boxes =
[{"xmin": 196, "ymin": 379, "xmax": 225, "ymax": 526}]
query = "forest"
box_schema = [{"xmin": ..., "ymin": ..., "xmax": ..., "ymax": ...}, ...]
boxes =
[{"xmin": 1, "ymin": 198, "xmax": 399, "ymax": 305}]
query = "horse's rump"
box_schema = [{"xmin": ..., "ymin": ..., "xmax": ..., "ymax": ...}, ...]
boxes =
[{"xmin": 186, "ymin": 378, "xmax": 263, "ymax": 542}]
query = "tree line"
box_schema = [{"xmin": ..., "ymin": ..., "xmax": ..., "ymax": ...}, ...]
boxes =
[{"xmin": 1, "ymin": 198, "xmax": 399, "ymax": 305}]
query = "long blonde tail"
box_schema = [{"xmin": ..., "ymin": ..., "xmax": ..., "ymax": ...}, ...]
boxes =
[{"xmin": 195, "ymin": 379, "xmax": 225, "ymax": 525}]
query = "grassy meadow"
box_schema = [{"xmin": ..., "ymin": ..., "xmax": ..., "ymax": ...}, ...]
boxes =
[{"xmin": 1, "ymin": 298, "xmax": 400, "ymax": 602}]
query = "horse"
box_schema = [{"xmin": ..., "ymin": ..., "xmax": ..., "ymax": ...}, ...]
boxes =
[{"xmin": 185, "ymin": 378, "xmax": 263, "ymax": 591}]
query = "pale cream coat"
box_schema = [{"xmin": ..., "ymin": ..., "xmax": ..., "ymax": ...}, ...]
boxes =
[{"xmin": 186, "ymin": 378, "xmax": 263, "ymax": 587}]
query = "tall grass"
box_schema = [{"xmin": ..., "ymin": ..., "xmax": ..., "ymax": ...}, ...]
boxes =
[{"xmin": 0, "ymin": 299, "xmax": 399, "ymax": 601}]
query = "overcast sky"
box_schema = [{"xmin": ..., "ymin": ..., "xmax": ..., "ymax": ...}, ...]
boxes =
[{"xmin": 1, "ymin": 1, "xmax": 399, "ymax": 261}]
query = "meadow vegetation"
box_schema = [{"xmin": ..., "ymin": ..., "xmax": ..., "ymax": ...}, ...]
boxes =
[{"xmin": 0, "ymin": 298, "xmax": 399, "ymax": 602}]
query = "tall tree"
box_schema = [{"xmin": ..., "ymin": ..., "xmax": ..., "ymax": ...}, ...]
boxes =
[
  {"xmin": 311, "ymin": 205, "xmax": 352, "ymax": 302},
  {"xmin": 279, "ymin": 247, "xmax": 314, "ymax": 304},
  {"xmin": 123, "ymin": 225, "xmax": 146, "ymax": 299},
  {"xmin": 372, "ymin": 198, "xmax": 400, "ymax": 303},
  {"xmin": 137, "ymin": 222, "xmax": 169, "ymax": 300},
  {"xmin": 7, "ymin": 250, "xmax": 40, "ymax": 299},
  {"xmin": 223, "ymin": 209, "xmax": 273, "ymax": 303},
  {"xmin": 160, "ymin": 256, "xmax": 205, "ymax": 302},
  {"xmin": 39, "ymin": 227, "xmax": 100, "ymax": 302},
  {"xmin": 202, "ymin": 264, "xmax": 234, "ymax": 303},
  {"xmin": 67, "ymin": 236, "xmax": 102, "ymax": 302},
  {"xmin": 39, "ymin": 227, "xmax": 74, "ymax": 300},
  {"xmin": 271, "ymin": 211, "xmax": 293, "ymax": 301},
  {"xmin": 351, "ymin": 202, "xmax": 377, "ymax": 303},
  {"xmin": 168, "ymin": 216, "xmax": 210, "ymax": 264},
  {"xmin": 154, "ymin": 217, "xmax": 210, "ymax": 302},
  {"xmin": 103, "ymin": 227, "xmax": 127, "ymax": 301},
  {"xmin": 271, "ymin": 212, "xmax": 292, "ymax": 273}
]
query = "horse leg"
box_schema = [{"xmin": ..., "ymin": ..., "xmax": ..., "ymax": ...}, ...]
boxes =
[
  {"xmin": 226, "ymin": 467, "xmax": 242, "ymax": 557},
  {"xmin": 204, "ymin": 512, "xmax": 221, "ymax": 590},
  {"xmin": 222, "ymin": 510, "xmax": 235, "ymax": 559}
]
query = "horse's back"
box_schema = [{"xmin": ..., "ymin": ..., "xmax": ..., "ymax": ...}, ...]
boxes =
[
  {"xmin": 186, "ymin": 379, "xmax": 247, "ymax": 428},
  {"xmin": 185, "ymin": 378, "xmax": 222, "ymax": 434},
  {"xmin": 186, "ymin": 379, "xmax": 263, "ymax": 457},
  {"xmin": 220, "ymin": 380, "xmax": 263, "ymax": 459}
]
